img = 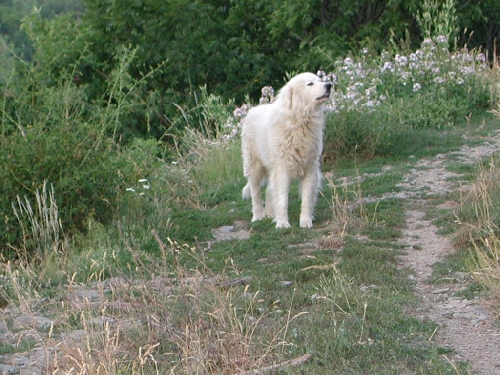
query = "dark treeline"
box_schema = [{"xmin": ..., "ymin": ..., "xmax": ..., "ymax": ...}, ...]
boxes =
[{"xmin": 1, "ymin": 0, "xmax": 499, "ymax": 139}]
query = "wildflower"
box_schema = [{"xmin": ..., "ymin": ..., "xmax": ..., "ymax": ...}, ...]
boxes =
[
  {"xmin": 433, "ymin": 76, "xmax": 445, "ymax": 84},
  {"xmin": 361, "ymin": 48, "xmax": 369, "ymax": 55},
  {"xmin": 422, "ymin": 38, "xmax": 434, "ymax": 46},
  {"xmin": 126, "ymin": 188, "xmax": 136, "ymax": 192},
  {"xmin": 138, "ymin": 179, "xmax": 148, "ymax": 183},
  {"xmin": 459, "ymin": 52, "xmax": 473, "ymax": 63},
  {"xmin": 365, "ymin": 86, "xmax": 377, "ymax": 97},
  {"xmin": 326, "ymin": 73, "xmax": 337, "ymax": 84},
  {"xmin": 460, "ymin": 66, "xmax": 475, "ymax": 75},
  {"xmin": 326, "ymin": 101, "xmax": 338, "ymax": 112},
  {"xmin": 233, "ymin": 104, "xmax": 248, "ymax": 118},
  {"xmin": 412, "ymin": 83, "xmax": 422, "ymax": 92},
  {"xmin": 421, "ymin": 38, "xmax": 436, "ymax": 53},
  {"xmin": 261, "ymin": 86, "xmax": 274, "ymax": 100},
  {"xmin": 382, "ymin": 62, "xmax": 395, "ymax": 72},
  {"xmin": 381, "ymin": 51, "xmax": 391, "ymax": 60},
  {"xmin": 395, "ymin": 54, "xmax": 408, "ymax": 66},
  {"xmin": 142, "ymin": 185, "xmax": 150, "ymax": 189},
  {"xmin": 435, "ymin": 35, "xmax": 448, "ymax": 45},
  {"xmin": 399, "ymin": 71, "xmax": 411, "ymax": 82},
  {"xmin": 409, "ymin": 62, "xmax": 419, "ymax": 70}
]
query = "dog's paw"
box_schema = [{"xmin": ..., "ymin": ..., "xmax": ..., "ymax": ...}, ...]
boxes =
[
  {"xmin": 251, "ymin": 212, "xmax": 266, "ymax": 222},
  {"xmin": 275, "ymin": 220, "xmax": 291, "ymax": 229},
  {"xmin": 299, "ymin": 218, "xmax": 313, "ymax": 228}
]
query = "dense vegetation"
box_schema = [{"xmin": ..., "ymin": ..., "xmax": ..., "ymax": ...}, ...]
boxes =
[
  {"xmin": 1, "ymin": 1, "xmax": 500, "ymax": 373},
  {"xmin": 0, "ymin": 0, "xmax": 499, "ymax": 257},
  {"xmin": 1, "ymin": 0, "xmax": 499, "ymax": 133}
]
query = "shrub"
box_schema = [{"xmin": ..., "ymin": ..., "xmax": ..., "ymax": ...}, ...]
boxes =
[
  {"xmin": 0, "ymin": 117, "xmax": 123, "ymax": 255},
  {"xmin": 323, "ymin": 36, "xmax": 491, "ymax": 158},
  {"xmin": 0, "ymin": 47, "xmax": 166, "ymax": 258}
]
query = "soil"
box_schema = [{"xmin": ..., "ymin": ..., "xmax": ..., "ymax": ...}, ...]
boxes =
[{"xmin": 394, "ymin": 130, "xmax": 500, "ymax": 374}]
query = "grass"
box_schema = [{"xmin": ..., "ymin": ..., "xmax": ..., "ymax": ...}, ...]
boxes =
[{"xmin": 3, "ymin": 112, "xmax": 500, "ymax": 374}]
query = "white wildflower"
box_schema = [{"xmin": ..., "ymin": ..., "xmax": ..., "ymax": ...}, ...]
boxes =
[{"xmin": 433, "ymin": 76, "xmax": 445, "ymax": 84}]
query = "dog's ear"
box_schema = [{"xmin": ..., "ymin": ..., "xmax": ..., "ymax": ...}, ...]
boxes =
[{"xmin": 281, "ymin": 85, "xmax": 294, "ymax": 109}]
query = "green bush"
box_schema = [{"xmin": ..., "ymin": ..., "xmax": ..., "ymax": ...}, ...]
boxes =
[
  {"xmin": 323, "ymin": 37, "xmax": 491, "ymax": 159},
  {"xmin": 0, "ymin": 119, "xmax": 119, "ymax": 254},
  {"xmin": 0, "ymin": 46, "xmax": 167, "ymax": 258}
]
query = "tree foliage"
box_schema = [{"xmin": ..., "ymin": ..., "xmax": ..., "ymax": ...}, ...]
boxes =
[
  {"xmin": 2, "ymin": 0, "xmax": 498, "ymax": 139},
  {"xmin": 79, "ymin": 0, "xmax": 499, "ymax": 137}
]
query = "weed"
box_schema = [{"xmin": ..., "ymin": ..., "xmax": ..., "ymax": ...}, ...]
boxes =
[
  {"xmin": 321, "ymin": 172, "xmax": 369, "ymax": 246},
  {"xmin": 12, "ymin": 181, "xmax": 66, "ymax": 265},
  {"xmin": 456, "ymin": 156, "xmax": 500, "ymax": 308},
  {"xmin": 415, "ymin": 0, "xmax": 458, "ymax": 43}
]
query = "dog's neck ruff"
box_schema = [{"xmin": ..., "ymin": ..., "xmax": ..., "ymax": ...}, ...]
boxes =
[{"xmin": 287, "ymin": 103, "xmax": 326, "ymax": 132}]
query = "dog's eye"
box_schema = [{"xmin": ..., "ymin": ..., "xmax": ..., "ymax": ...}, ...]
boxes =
[{"xmin": 307, "ymin": 82, "xmax": 314, "ymax": 86}]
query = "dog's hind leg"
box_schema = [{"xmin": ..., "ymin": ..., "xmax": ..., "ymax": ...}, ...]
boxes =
[
  {"xmin": 299, "ymin": 166, "xmax": 320, "ymax": 228},
  {"xmin": 242, "ymin": 183, "xmax": 251, "ymax": 199},
  {"xmin": 246, "ymin": 167, "xmax": 266, "ymax": 222},
  {"xmin": 264, "ymin": 179, "xmax": 274, "ymax": 218}
]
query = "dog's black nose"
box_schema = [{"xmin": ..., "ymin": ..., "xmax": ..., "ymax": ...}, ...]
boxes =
[{"xmin": 325, "ymin": 82, "xmax": 332, "ymax": 91}]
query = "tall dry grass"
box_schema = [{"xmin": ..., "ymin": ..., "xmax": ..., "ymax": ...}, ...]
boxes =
[
  {"xmin": 0, "ymin": 229, "xmax": 306, "ymax": 374},
  {"xmin": 12, "ymin": 181, "xmax": 66, "ymax": 265},
  {"xmin": 458, "ymin": 153, "xmax": 500, "ymax": 311},
  {"xmin": 320, "ymin": 172, "xmax": 369, "ymax": 249}
]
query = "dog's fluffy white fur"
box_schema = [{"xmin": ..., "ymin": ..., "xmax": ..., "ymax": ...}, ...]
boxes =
[{"xmin": 241, "ymin": 72, "xmax": 332, "ymax": 228}]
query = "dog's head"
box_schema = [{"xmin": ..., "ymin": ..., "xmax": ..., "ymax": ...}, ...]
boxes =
[{"xmin": 279, "ymin": 72, "xmax": 332, "ymax": 110}]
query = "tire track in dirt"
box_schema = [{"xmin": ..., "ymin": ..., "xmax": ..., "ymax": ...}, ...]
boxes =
[{"xmin": 396, "ymin": 130, "xmax": 500, "ymax": 374}]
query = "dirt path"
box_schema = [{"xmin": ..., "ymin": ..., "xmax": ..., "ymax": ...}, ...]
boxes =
[{"xmin": 395, "ymin": 130, "xmax": 500, "ymax": 374}]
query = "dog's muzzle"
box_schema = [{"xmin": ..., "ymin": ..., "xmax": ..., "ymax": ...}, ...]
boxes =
[{"xmin": 317, "ymin": 82, "xmax": 332, "ymax": 100}]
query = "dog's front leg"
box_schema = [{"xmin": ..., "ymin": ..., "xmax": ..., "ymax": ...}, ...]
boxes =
[
  {"xmin": 271, "ymin": 170, "xmax": 291, "ymax": 228},
  {"xmin": 299, "ymin": 167, "xmax": 320, "ymax": 228}
]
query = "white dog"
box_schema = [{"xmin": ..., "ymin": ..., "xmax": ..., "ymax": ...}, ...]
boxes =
[{"xmin": 241, "ymin": 72, "xmax": 332, "ymax": 228}]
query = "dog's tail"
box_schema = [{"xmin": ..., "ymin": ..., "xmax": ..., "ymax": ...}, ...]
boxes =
[{"xmin": 242, "ymin": 183, "xmax": 251, "ymax": 199}]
